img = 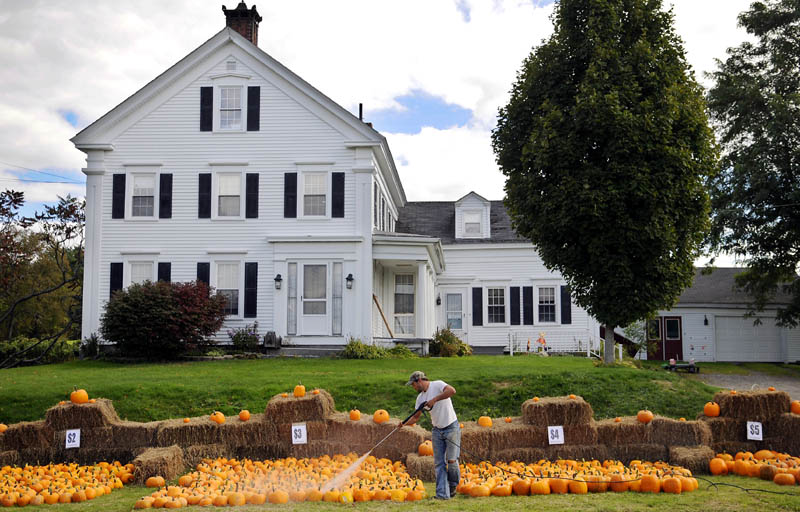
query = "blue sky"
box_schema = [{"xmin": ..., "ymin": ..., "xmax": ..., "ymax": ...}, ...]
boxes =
[{"xmin": 367, "ymin": 90, "xmax": 473, "ymax": 135}]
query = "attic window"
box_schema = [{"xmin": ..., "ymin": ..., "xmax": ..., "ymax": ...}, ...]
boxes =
[
  {"xmin": 226, "ymin": 60, "xmax": 237, "ymax": 71},
  {"xmin": 464, "ymin": 212, "xmax": 481, "ymax": 236}
]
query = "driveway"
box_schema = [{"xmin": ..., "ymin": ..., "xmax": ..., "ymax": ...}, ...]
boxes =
[{"xmin": 692, "ymin": 370, "xmax": 800, "ymax": 401}]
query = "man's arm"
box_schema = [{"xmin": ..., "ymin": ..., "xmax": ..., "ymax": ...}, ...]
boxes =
[
  {"xmin": 425, "ymin": 384, "xmax": 455, "ymax": 408},
  {"xmin": 401, "ymin": 409, "xmax": 423, "ymax": 427}
]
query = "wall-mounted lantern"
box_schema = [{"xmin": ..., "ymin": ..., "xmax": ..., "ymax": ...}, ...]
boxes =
[
  {"xmin": 274, "ymin": 274, "xmax": 282, "ymax": 290},
  {"xmin": 345, "ymin": 273, "xmax": 354, "ymax": 289}
]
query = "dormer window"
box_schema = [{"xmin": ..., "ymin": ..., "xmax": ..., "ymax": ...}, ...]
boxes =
[{"xmin": 464, "ymin": 212, "xmax": 481, "ymax": 236}]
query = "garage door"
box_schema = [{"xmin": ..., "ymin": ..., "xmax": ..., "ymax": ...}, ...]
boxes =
[{"xmin": 715, "ymin": 316, "xmax": 781, "ymax": 362}]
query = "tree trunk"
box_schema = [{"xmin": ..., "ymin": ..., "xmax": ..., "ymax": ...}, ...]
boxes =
[{"xmin": 604, "ymin": 324, "xmax": 616, "ymax": 364}]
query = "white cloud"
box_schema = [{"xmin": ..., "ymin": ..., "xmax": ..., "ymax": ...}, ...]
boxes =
[{"xmin": 0, "ymin": 170, "xmax": 83, "ymax": 204}]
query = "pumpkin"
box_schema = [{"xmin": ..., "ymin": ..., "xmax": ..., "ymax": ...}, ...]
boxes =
[
  {"xmin": 768, "ymin": 386, "xmax": 776, "ymax": 391},
  {"xmin": 459, "ymin": 423, "xmax": 464, "ymax": 428},
  {"xmin": 609, "ymin": 473, "xmax": 629, "ymax": 492},
  {"xmin": 0, "ymin": 423, "xmax": 7, "ymax": 434},
  {"xmin": 661, "ymin": 476, "xmax": 681, "ymax": 494},
  {"xmin": 568, "ymin": 478, "xmax": 588, "ymax": 494},
  {"xmin": 730, "ymin": 390, "xmax": 737, "ymax": 395},
  {"xmin": 365, "ymin": 409, "xmax": 391, "ymax": 426},
  {"xmin": 512, "ymin": 478, "xmax": 531, "ymax": 495},
  {"xmin": 406, "ymin": 489, "xmax": 424, "ymax": 501},
  {"xmin": 418, "ymin": 440, "xmax": 433, "ymax": 456},
  {"xmin": 679, "ymin": 417, "xmax": 686, "ymax": 421},
  {"xmin": 281, "ymin": 392, "xmax": 289, "ymax": 398},
  {"xmin": 477, "ymin": 416, "xmax": 493, "ymax": 427},
  {"xmin": 639, "ymin": 474, "xmax": 661, "ymax": 493},
  {"xmin": 703, "ymin": 401, "xmax": 721, "ymax": 417},
  {"xmin": 469, "ymin": 484, "xmax": 490, "ymax": 497},
  {"xmin": 210, "ymin": 411, "xmax": 225, "ymax": 424},
  {"xmin": 339, "ymin": 491, "xmax": 354, "ymax": 503},
  {"xmin": 491, "ymin": 483, "xmax": 512, "ymax": 496},
  {"xmin": 146, "ymin": 476, "xmax": 165, "ymax": 488},
  {"xmin": 754, "ymin": 449, "xmax": 776, "ymax": 461},
  {"xmin": 533, "ymin": 396, "xmax": 540, "ymax": 402},
  {"xmin": 293, "ymin": 383, "xmax": 306, "ymax": 398},
  {"xmin": 349, "ymin": 409, "xmax": 361, "ymax": 421},
  {"xmin": 709, "ymin": 458, "xmax": 728, "ymax": 475},
  {"xmin": 791, "ymin": 400, "xmax": 800, "ymax": 415},
  {"xmin": 70, "ymin": 388, "xmax": 89, "ymax": 404},
  {"xmin": 353, "ymin": 488, "xmax": 371, "ymax": 502},
  {"xmin": 238, "ymin": 410, "xmax": 251, "ymax": 421},
  {"xmin": 774, "ymin": 473, "xmax": 796, "ymax": 486},
  {"xmin": 269, "ymin": 490, "xmax": 289, "ymax": 504},
  {"xmin": 305, "ymin": 489, "xmax": 324, "ymax": 502},
  {"xmin": 568, "ymin": 394, "xmax": 577, "ymax": 400},
  {"xmin": 183, "ymin": 418, "xmax": 190, "ymax": 423},
  {"xmin": 312, "ymin": 389, "xmax": 320, "ymax": 395},
  {"xmin": 637, "ymin": 410, "xmax": 654, "ymax": 424},
  {"xmin": 614, "ymin": 417, "xmax": 621, "ymax": 423},
  {"xmin": 549, "ymin": 478, "xmax": 569, "ymax": 494},
  {"xmin": 390, "ymin": 489, "xmax": 407, "ymax": 502}
]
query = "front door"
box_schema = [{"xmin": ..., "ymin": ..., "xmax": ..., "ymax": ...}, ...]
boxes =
[
  {"xmin": 299, "ymin": 263, "xmax": 328, "ymax": 335},
  {"xmin": 442, "ymin": 287, "xmax": 468, "ymax": 343},
  {"xmin": 663, "ymin": 316, "xmax": 683, "ymax": 361}
]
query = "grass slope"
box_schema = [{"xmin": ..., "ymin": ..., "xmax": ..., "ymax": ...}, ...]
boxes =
[{"xmin": 0, "ymin": 356, "xmax": 718, "ymax": 426}]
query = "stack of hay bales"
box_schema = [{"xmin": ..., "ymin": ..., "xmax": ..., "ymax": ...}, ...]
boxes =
[
  {"xmin": 698, "ymin": 390, "xmax": 794, "ymax": 455},
  {"xmin": 132, "ymin": 445, "xmax": 185, "ymax": 484}
]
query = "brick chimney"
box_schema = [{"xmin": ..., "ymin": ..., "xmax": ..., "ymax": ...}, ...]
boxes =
[{"xmin": 222, "ymin": 2, "xmax": 262, "ymax": 46}]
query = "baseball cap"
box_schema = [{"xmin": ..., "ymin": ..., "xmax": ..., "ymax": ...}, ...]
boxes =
[{"xmin": 406, "ymin": 371, "xmax": 426, "ymax": 386}]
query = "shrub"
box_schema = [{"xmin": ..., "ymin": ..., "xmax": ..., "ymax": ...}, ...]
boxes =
[
  {"xmin": 0, "ymin": 337, "xmax": 81, "ymax": 365},
  {"xmin": 430, "ymin": 327, "xmax": 472, "ymax": 357},
  {"xmin": 80, "ymin": 332, "xmax": 100, "ymax": 359},
  {"xmin": 100, "ymin": 280, "xmax": 227, "ymax": 360},
  {"xmin": 227, "ymin": 322, "xmax": 261, "ymax": 352},
  {"xmin": 339, "ymin": 338, "xmax": 389, "ymax": 359},
  {"xmin": 387, "ymin": 344, "xmax": 417, "ymax": 358}
]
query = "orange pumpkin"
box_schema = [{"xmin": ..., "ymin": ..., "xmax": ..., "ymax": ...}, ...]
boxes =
[
  {"xmin": 182, "ymin": 418, "xmax": 190, "ymax": 423},
  {"xmin": 281, "ymin": 392, "xmax": 289, "ymax": 398},
  {"xmin": 477, "ymin": 416, "xmax": 493, "ymax": 428},
  {"xmin": 709, "ymin": 458, "xmax": 728, "ymax": 475},
  {"xmin": 679, "ymin": 417, "xmax": 686, "ymax": 421},
  {"xmin": 774, "ymin": 473, "xmax": 796, "ymax": 486},
  {"xmin": 512, "ymin": 478, "xmax": 531, "ymax": 495},
  {"xmin": 70, "ymin": 388, "xmax": 89, "ymax": 404},
  {"xmin": 569, "ymin": 394, "xmax": 577, "ymax": 400},
  {"xmin": 661, "ymin": 476, "xmax": 681, "ymax": 494},
  {"xmin": 469, "ymin": 484, "xmax": 490, "ymax": 497},
  {"xmin": 238, "ymin": 410, "xmax": 251, "ymax": 422},
  {"xmin": 531, "ymin": 478, "xmax": 551, "ymax": 495},
  {"xmin": 0, "ymin": 423, "xmax": 7, "ymax": 434},
  {"xmin": 533, "ymin": 397, "xmax": 540, "ymax": 402},
  {"xmin": 730, "ymin": 390, "xmax": 737, "ymax": 395},
  {"xmin": 637, "ymin": 410, "xmax": 654, "ymax": 424},
  {"xmin": 349, "ymin": 409, "xmax": 361, "ymax": 421},
  {"xmin": 504, "ymin": 417, "xmax": 512, "ymax": 423},
  {"xmin": 145, "ymin": 476, "xmax": 165, "ymax": 488},
  {"xmin": 614, "ymin": 417, "xmax": 621, "ymax": 423},
  {"xmin": 639, "ymin": 474, "xmax": 660, "ymax": 493},
  {"xmin": 791, "ymin": 400, "xmax": 800, "ymax": 415},
  {"xmin": 768, "ymin": 386, "xmax": 776, "ymax": 391},
  {"xmin": 293, "ymin": 383, "xmax": 306, "ymax": 398},
  {"xmin": 373, "ymin": 409, "xmax": 390, "ymax": 424},
  {"xmin": 704, "ymin": 402, "xmax": 721, "ymax": 417},
  {"xmin": 210, "ymin": 411, "xmax": 226, "ymax": 424},
  {"xmin": 312, "ymin": 389, "xmax": 320, "ymax": 395},
  {"xmin": 418, "ymin": 440, "xmax": 433, "ymax": 456}
]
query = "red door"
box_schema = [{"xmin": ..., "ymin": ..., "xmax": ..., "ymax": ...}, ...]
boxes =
[{"xmin": 663, "ymin": 316, "xmax": 683, "ymax": 361}]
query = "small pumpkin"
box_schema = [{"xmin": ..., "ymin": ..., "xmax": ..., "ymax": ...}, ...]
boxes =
[
  {"xmin": 210, "ymin": 411, "xmax": 226, "ymax": 424},
  {"xmin": 679, "ymin": 417, "xmax": 686, "ymax": 421},
  {"xmin": 0, "ymin": 423, "xmax": 7, "ymax": 434},
  {"xmin": 661, "ymin": 476, "xmax": 681, "ymax": 494},
  {"xmin": 637, "ymin": 410, "xmax": 654, "ymax": 424},
  {"xmin": 418, "ymin": 440, "xmax": 433, "ymax": 456},
  {"xmin": 730, "ymin": 390, "xmax": 737, "ymax": 395},
  {"xmin": 145, "ymin": 476, "xmax": 165, "ymax": 488},
  {"xmin": 312, "ymin": 389, "xmax": 320, "ymax": 395},
  {"xmin": 89, "ymin": 399, "xmax": 97, "ymax": 403},
  {"xmin": 293, "ymin": 383, "xmax": 306, "ymax": 398},
  {"xmin": 349, "ymin": 409, "xmax": 361, "ymax": 421},
  {"xmin": 183, "ymin": 418, "xmax": 190, "ymax": 423},
  {"xmin": 791, "ymin": 400, "xmax": 800, "ymax": 415},
  {"xmin": 239, "ymin": 410, "xmax": 250, "ymax": 421},
  {"xmin": 568, "ymin": 394, "xmax": 577, "ymax": 400},
  {"xmin": 504, "ymin": 417, "xmax": 512, "ymax": 423},
  {"xmin": 704, "ymin": 402, "xmax": 720, "ymax": 417},
  {"xmin": 373, "ymin": 409, "xmax": 390, "ymax": 424},
  {"xmin": 768, "ymin": 386, "xmax": 776, "ymax": 391},
  {"xmin": 281, "ymin": 392, "xmax": 289, "ymax": 398},
  {"xmin": 477, "ymin": 416, "xmax": 493, "ymax": 428},
  {"xmin": 614, "ymin": 417, "xmax": 621, "ymax": 423},
  {"xmin": 774, "ymin": 472, "xmax": 796, "ymax": 486},
  {"xmin": 70, "ymin": 388, "xmax": 89, "ymax": 404}
]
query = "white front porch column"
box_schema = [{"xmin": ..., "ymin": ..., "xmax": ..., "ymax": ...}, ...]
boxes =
[
  {"xmin": 352, "ymin": 154, "xmax": 375, "ymax": 342},
  {"xmin": 416, "ymin": 261, "xmax": 426, "ymax": 338}
]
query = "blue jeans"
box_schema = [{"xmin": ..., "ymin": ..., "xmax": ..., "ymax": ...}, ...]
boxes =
[{"xmin": 432, "ymin": 420, "xmax": 460, "ymax": 499}]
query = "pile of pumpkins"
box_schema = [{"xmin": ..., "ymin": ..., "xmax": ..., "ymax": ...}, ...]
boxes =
[
  {"xmin": 0, "ymin": 461, "xmax": 131, "ymax": 506},
  {"xmin": 709, "ymin": 450, "xmax": 800, "ymax": 486},
  {"xmin": 134, "ymin": 454, "xmax": 426, "ymax": 508},
  {"xmin": 457, "ymin": 459, "xmax": 698, "ymax": 497}
]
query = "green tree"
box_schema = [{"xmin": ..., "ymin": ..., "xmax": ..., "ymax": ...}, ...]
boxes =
[
  {"xmin": 492, "ymin": 0, "xmax": 718, "ymax": 363},
  {"xmin": 706, "ymin": 0, "xmax": 800, "ymax": 327}
]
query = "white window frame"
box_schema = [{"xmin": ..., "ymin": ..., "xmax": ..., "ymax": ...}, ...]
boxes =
[
  {"xmin": 211, "ymin": 170, "xmax": 245, "ymax": 220},
  {"xmin": 124, "ymin": 260, "xmax": 156, "ymax": 287},
  {"xmin": 485, "ymin": 286, "xmax": 508, "ymax": 326},
  {"xmin": 212, "ymin": 259, "xmax": 244, "ymax": 319},
  {"xmin": 298, "ymin": 169, "xmax": 331, "ymax": 219},
  {"xmin": 124, "ymin": 168, "xmax": 160, "ymax": 221},
  {"xmin": 210, "ymin": 73, "xmax": 251, "ymax": 133},
  {"xmin": 535, "ymin": 285, "xmax": 560, "ymax": 324},
  {"xmin": 393, "ymin": 273, "xmax": 416, "ymax": 337},
  {"xmin": 462, "ymin": 209, "xmax": 483, "ymax": 238}
]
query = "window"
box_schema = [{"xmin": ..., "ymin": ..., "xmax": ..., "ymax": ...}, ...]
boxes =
[
  {"xmin": 487, "ymin": 287, "xmax": 505, "ymax": 323},
  {"xmin": 226, "ymin": 60, "xmax": 237, "ymax": 71},
  {"xmin": 303, "ymin": 264, "xmax": 327, "ymax": 314},
  {"xmin": 217, "ymin": 173, "xmax": 241, "ymax": 217},
  {"xmin": 130, "ymin": 262, "xmax": 154, "ymax": 285},
  {"xmin": 665, "ymin": 318, "xmax": 680, "ymax": 339},
  {"xmin": 287, "ymin": 263, "xmax": 297, "ymax": 335},
  {"xmin": 648, "ymin": 318, "xmax": 662, "ymax": 340},
  {"xmin": 219, "ymin": 86, "xmax": 242, "ymax": 130},
  {"xmin": 446, "ymin": 293, "xmax": 462, "ymax": 330},
  {"xmin": 538, "ymin": 287, "xmax": 556, "ymax": 322},
  {"xmin": 303, "ymin": 173, "xmax": 327, "ymax": 216},
  {"xmin": 217, "ymin": 262, "xmax": 240, "ymax": 316},
  {"xmin": 394, "ymin": 274, "xmax": 415, "ymax": 335},
  {"xmin": 131, "ymin": 174, "xmax": 155, "ymax": 217},
  {"xmin": 464, "ymin": 212, "xmax": 481, "ymax": 236},
  {"xmin": 373, "ymin": 182, "xmax": 378, "ymax": 228},
  {"xmin": 332, "ymin": 262, "xmax": 342, "ymax": 335}
]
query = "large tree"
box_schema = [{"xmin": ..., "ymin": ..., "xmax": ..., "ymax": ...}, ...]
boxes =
[
  {"xmin": 492, "ymin": 0, "xmax": 718, "ymax": 362},
  {"xmin": 706, "ymin": 0, "xmax": 800, "ymax": 327}
]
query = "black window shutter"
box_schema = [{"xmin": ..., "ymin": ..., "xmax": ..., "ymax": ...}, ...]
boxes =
[
  {"xmin": 157, "ymin": 262, "xmax": 171, "ymax": 282},
  {"xmin": 244, "ymin": 262, "xmax": 258, "ymax": 318},
  {"xmin": 523, "ymin": 286, "xmax": 534, "ymax": 325},
  {"xmin": 198, "ymin": 173, "xmax": 211, "ymax": 218},
  {"xmin": 110, "ymin": 262, "xmax": 123, "ymax": 299},
  {"xmin": 112, "ymin": 174, "xmax": 125, "ymax": 219},
  {"xmin": 197, "ymin": 262, "xmax": 210, "ymax": 286},
  {"xmin": 472, "ymin": 287, "xmax": 483, "ymax": 326},
  {"xmin": 200, "ymin": 86, "xmax": 213, "ymax": 131},
  {"xmin": 245, "ymin": 173, "xmax": 259, "ymax": 218},
  {"xmin": 332, "ymin": 172, "xmax": 345, "ymax": 218},
  {"xmin": 510, "ymin": 286, "xmax": 521, "ymax": 326},
  {"xmin": 246, "ymin": 86, "xmax": 260, "ymax": 131},
  {"xmin": 284, "ymin": 172, "xmax": 297, "ymax": 218},
  {"xmin": 159, "ymin": 174, "xmax": 172, "ymax": 219},
  {"xmin": 560, "ymin": 285, "xmax": 572, "ymax": 324}
]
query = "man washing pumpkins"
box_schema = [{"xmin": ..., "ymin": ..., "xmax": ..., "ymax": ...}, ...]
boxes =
[{"xmin": 400, "ymin": 371, "xmax": 460, "ymax": 500}]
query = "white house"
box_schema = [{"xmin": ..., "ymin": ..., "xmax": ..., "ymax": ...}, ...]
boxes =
[{"xmin": 72, "ymin": 3, "xmax": 797, "ymax": 362}]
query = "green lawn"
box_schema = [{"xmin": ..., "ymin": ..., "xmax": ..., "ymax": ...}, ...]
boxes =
[
  {"xmin": 17, "ymin": 476, "xmax": 800, "ymax": 511},
  {"xmin": 0, "ymin": 355, "xmax": 720, "ymax": 426}
]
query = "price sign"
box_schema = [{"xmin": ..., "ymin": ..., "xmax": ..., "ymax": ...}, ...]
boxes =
[
  {"xmin": 65, "ymin": 429, "xmax": 81, "ymax": 449},
  {"xmin": 746, "ymin": 421, "xmax": 763, "ymax": 441},
  {"xmin": 291, "ymin": 423, "xmax": 307, "ymax": 445},
  {"xmin": 548, "ymin": 425, "xmax": 564, "ymax": 445}
]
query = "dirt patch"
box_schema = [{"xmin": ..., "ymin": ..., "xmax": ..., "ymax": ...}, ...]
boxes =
[
  {"xmin": 693, "ymin": 370, "xmax": 800, "ymax": 401},
  {"xmin": 492, "ymin": 381, "xmax": 516, "ymax": 389}
]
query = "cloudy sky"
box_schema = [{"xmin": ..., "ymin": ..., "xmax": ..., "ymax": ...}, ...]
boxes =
[{"xmin": 0, "ymin": 0, "xmax": 753, "ymax": 263}]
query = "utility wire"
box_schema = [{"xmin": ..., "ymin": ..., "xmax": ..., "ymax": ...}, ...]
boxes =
[
  {"xmin": 0, "ymin": 160, "xmax": 83, "ymax": 184},
  {"xmin": 0, "ymin": 177, "xmax": 84, "ymax": 184}
]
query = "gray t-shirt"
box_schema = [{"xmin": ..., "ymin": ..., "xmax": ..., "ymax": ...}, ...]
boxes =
[{"xmin": 415, "ymin": 380, "xmax": 457, "ymax": 428}]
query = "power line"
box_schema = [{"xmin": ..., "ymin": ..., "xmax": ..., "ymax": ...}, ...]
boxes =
[
  {"xmin": 0, "ymin": 160, "xmax": 83, "ymax": 184},
  {"xmin": 0, "ymin": 177, "xmax": 84, "ymax": 185}
]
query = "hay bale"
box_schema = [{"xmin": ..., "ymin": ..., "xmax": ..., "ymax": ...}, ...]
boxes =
[
  {"xmin": 669, "ymin": 446, "xmax": 714, "ymax": 475},
  {"xmin": 0, "ymin": 421, "xmax": 54, "ymax": 451},
  {"xmin": 110, "ymin": 421, "xmax": 159, "ymax": 449},
  {"xmin": 459, "ymin": 423, "xmax": 491, "ymax": 462},
  {"xmin": 133, "ymin": 446, "xmax": 185, "ymax": 485},
  {"xmin": 488, "ymin": 420, "xmax": 598, "ymax": 453},
  {"xmin": 546, "ymin": 444, "xmax": 609, "ymax": 462},
  {"xmin": 711, "ymin": 441, "xmax": 757, "ymax": 456},
  {"xmin": 649, "ymin": 417, "xmax": 711, "ymax": 446},
  {"xmin": 607, "ymin": 444, "xmax": 668, "ymax": 464},
  {"xmin": 155, "ymin": 416, "xmax": 275, "ymax": 449},
  {"xmin": 494, "ymin": 447, "xmax": 548, "ymax": 464},
  {"xmin": 183, "ymin": 444, "xmax": 228, "ymax": 468},
  {"xmin": 768, "ymin": 413, "xmax": 800, "ymax": 455},
  {"xmin": 596, "ymin": 417, "xmax": 651, "ymax": 445},
  {"xmin": 54, "ymin": 427, "xmax": 114, "ymax": 450},
  {"xmin": 0, "ymin": 451, "xmax": 20, "ymax": 467},
  {"xmin": 522, "ymin": 396, "xmax": 594, "ymax": 426},
  {"xmin": 697, "ymin": 416, "xmax": 745, "ymax": 443},
  {"xmin": 264, "ymin": 390, "xmax": 336, "ymax": 424},
  {"xmin": 18, "ymin": 448, "xmax": 55, "ymax": 466},
  {"xmin": 713, "ymin": 390, "xmax": 790, "ymax": 421},
  {"xmin": 55, "ymin": 448, "xmax": 134, "ymax": 466},
  {"xmin": 406, "ymin": 453, "xmax": 435, "ymax": 481},
  {"xmin": 275, "ymin": 420, "xmax": 328, "ymax": 445},
  {"xmin": 44, "ymin": 399, "xmax": 120, "ymax": 430}
]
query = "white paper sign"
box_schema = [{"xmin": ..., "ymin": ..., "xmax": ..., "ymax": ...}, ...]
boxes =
[
  {"xmin": 746, "ymin": 421, "xmax": 763, "ymax": 441},
  {"xmin": 291, "ymin": 423, "xmax": 307, "ymax": 445},
  {"xmin": 65, "ymin": 429, "xmax": 81, "ymax": 449},
  {"xmin": 548, "ymin": 425, "xmax": 564, "ymax": 445}
]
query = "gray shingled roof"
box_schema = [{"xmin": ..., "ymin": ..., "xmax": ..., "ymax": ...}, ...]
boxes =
[
  {"xmin": 677, "ymin": 267, "xmax": 794, "ymax": 305},
  {"xmin": 395, "ymin": 201, "xmax": 526, "ymax": 244}
]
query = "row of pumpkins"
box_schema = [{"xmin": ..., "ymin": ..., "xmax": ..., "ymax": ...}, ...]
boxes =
[
  {"xmin": 457, "ymin": 459, "xmax": 698, "ymax": 496},
  {"xmin": 0, "ymin": 461, "xmax": 131, "ymax": 507},
  {"xmin": 703, "ymin": 389, "xmax": 800, "ymax": 417},
  {"xmin": 135, "ymin": 454, "xmax": 426, "ymax": 508},
  {"xmin": 709, "ymin": 450, "xmax": 800, "ymax": 486}
]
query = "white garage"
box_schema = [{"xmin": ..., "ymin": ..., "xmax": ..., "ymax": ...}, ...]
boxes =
[{"xmin": 714, "ymin": 316, "xmax": 782, "ymax": 362}]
